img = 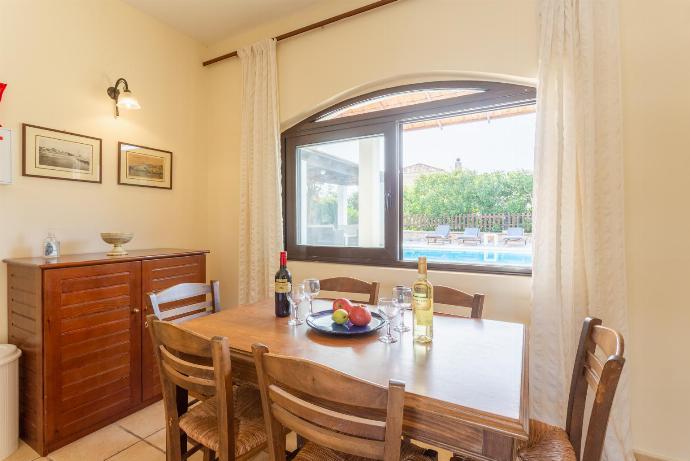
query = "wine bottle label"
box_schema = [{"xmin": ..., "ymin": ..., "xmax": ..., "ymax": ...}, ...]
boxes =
[
  {"xmin": 275, "ymin": 278, "xmax": 292, "ymax": 294},
  {"xmin": 413, "ymin": 292, "xmax": 430, "ymax": 309}
]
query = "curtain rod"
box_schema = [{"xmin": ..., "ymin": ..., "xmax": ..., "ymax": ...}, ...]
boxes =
[{"xmin": 202, "ymin": 0, "xmax": 399, "ymax": 67}]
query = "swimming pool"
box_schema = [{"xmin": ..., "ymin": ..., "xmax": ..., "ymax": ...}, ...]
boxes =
[{"xmin": 402, "ymin": 246, "xmax": 532, "ymax": 266}]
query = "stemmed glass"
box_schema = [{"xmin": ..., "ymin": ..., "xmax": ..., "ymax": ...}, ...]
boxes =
[
  {"xmin": 377, "ymin": 298, "xmax": 401, "ymax": 344},
  {"xmin": 288, "ymin": 283, "xmax": 305, "ymax": 326},
  {"xmin": 303, "ymin": 278, "xmax": 321, "ymax": 315},
  {"xmin": 392, "ymin": 286, "xmax": 412, "ymax": 333}
]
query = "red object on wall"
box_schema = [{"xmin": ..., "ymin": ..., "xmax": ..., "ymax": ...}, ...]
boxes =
[{"xmin": 0, "ymin": 82, "xmax": 6, "ymax": 127}]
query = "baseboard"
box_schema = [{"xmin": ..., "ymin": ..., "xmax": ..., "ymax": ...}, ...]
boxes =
[{"xmin": 635, "ymin": 450, "xmax": 684, "ymax": 461}]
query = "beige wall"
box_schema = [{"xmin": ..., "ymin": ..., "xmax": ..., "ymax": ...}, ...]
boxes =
[
  {"xmin": 0, "ymin": 0, "xmax": 207, "ymax": 341},
  {"xmin": 1, "ymin": 0, "xmax": 687, "ymax": 459},
  {"xmin": 203, "ymin": 1, "xmax": 689, "ymax": 460},
  {"xmin": 621, "ymin": 2, "xmax": 690, "ymax": 460}
]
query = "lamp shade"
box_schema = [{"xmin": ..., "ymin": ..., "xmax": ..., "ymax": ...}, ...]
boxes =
[{"xmin": 116, "ymin": 89, "xmax": 141, "ymax": 110}]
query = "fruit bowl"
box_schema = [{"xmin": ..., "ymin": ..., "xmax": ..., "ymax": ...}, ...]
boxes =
[
  {"xmin": 101, "ymin": 232, "xmax": 134, "ymax": 256},
  {"xmin": 306, "ymin": 311, "xmax": 386, "ymax": 336}
]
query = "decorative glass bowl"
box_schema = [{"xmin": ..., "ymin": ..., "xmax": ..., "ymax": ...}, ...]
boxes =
[{"xmin": 100, "ymin": 232, "xmax": 134, "ymax": 256}]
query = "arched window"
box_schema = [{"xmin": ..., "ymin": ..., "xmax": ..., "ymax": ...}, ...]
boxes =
[{"xmin": 282, "ymin": 81, "xmax": 536, "ymax": 274}]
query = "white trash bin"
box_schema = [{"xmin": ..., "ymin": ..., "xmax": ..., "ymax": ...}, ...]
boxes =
[{"xmin": 0, "ymin": 344, "xmax": 21, "ymax": 459}]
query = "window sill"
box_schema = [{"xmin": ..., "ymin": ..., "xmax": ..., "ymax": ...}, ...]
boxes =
[{"xmin": 289, "ymin": 255, "xmax": 532, "ymax": 277}]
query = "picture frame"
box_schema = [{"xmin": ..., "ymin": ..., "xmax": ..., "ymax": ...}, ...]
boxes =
[
  {"xmin": 118, "ymin": 142, "xmax": 172, "ymax": 189},
  {"xmin": 22, "ymin": 123, "xmax": 102, "ymax": 183}
]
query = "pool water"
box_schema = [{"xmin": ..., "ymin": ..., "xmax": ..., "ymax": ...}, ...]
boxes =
[{"xmin": 402, "ymin": 246, "xmax": 532, "ymax": 266}]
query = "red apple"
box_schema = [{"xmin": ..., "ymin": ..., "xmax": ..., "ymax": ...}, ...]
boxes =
[
  {"xmin": 332, "ymin": 298, "xmax": 354, "ymax": 314},
  {"xmin": 349, "ymin": 305, "xmax": 372, "ymax": 327}
]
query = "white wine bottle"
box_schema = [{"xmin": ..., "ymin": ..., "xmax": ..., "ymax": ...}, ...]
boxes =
[{"xmin": 412, "ymin": 256, "xmax": 433, "ymax": 343}]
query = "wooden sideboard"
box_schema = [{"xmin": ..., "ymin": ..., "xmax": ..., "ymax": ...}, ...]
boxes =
[{"xmin": 3, "ymin": 248, "xmax": 208, "ymax": 455}]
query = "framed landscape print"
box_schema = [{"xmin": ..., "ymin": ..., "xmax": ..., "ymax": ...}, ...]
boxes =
[
  {"xmin": 22, "ymin": 124, "xmax": 102, "ymax": 183},
  {"xmin": 118, "ymin": 142, "xmax": 172, "ymax": 189}
]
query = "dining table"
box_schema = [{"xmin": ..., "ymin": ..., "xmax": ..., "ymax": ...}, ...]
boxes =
[{"xmin": 181, "ymin": 298, "xmax": 529, "ymax": 461}]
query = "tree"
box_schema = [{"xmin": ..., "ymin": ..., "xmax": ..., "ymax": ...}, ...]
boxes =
[{"xmin": 403, "ymin": 169, "xmax": 533, "ymax": 230}]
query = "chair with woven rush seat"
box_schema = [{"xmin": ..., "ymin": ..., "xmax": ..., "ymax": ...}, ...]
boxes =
[
  {"xmin": 147, "ymin": 281, "xmax": 226, "ymax": 407},
  {"xmin": 251, "ymin": 343, "xmax": 437, "ymax": 461},
  {"xmin": 518, "ymin": 317, "xmax": 625, "ymax": 461},
  {"xmin": 434, "ymin": 285, "xmax": 485, "ymax": 319},
  {"xmin": 148, "ymin": 315, "xmax": 267, "ymax": 461},
  {"xmin": 318, "ymin": 276, "xmax": 380, "ymax": 304},
  {"xmin": 147, "ymin": 280, "xmax": 221, "ymax": 323}
]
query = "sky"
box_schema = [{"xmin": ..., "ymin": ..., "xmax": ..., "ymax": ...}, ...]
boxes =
[{"xmin": 402, "ymin": 112, "xmax": 536, "ymax": 172}]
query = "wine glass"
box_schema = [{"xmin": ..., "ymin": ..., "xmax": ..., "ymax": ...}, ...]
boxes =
[
  {"xmin": 377, "ymin": 298, "xmax": 401, "ymax": 344},
  {"xmin": 303, "ymin": 278, "xmax": 321, "ymax": 315},
  {"xmin": 288, "ymin": 283, "xmax": 305, "ymax": 326},
  {"xmin": 392, "ymin": 286, "xmax": 412, "ymax": 333}
]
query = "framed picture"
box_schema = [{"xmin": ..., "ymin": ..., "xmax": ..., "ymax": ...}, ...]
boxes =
[
  {"xmin": 22, "ymin": 124, "xmax": 102, "ymax": 183},
  {"xmin": 118, "ymin": 142, "xmax": 172, "ymax": 189}
]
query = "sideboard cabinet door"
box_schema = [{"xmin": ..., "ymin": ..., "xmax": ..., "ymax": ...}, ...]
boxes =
[
  {"xmin": 43, "ymin": 261, "xmax": 143, "ymax": 448},
  {"xmin": 141, "ymin": 254, "xmax": 206, "ymax": 401}
]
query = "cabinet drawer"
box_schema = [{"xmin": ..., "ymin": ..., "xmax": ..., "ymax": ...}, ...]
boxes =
[
  {"xmin": 43, "ymin": 261, "xmax": 142, "ymax": 447},
  {"xmin": 141, "ymin": 254, "xmax": 206, "ymax": 400}
]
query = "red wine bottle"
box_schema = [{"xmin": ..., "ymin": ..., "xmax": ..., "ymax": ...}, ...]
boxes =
[{"xmin": 274, "ymin": 251, "xmax": 291, "ymax": 317}]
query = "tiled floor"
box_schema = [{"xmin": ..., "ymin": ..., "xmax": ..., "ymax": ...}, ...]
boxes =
[
  {"xmin": 1, "ymin": 401, "xmax": 271, "ymax": 461},
  {"xmin": 3, "ymin": 401, "xmax": 450, "ymax": 461}
]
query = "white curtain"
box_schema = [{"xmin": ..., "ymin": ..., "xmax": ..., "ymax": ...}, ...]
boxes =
[
  {"xmin": 237, "ymin": 38, "xmax": 283, "ymax": 304},
  {"xmin": 531, "ymin": 0, "xmax": 632, "ymax": 459}
]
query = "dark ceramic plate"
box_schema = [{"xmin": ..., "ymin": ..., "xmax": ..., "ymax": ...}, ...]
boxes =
[{"xmin": 305, "ymin": 310, "xmax": 386, "ymax": 336}]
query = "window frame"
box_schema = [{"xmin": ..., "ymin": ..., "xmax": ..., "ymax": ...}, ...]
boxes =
[{"xmin": 282, "ymin": 81, "xmax": 537, "ymax": 275}]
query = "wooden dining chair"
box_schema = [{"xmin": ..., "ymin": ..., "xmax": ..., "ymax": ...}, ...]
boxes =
[
  {"xmin": 148, "ymin": 315, "xmax": 267, "ymax": 461},
  {"xmin": 147, "ymin": 280, "xmax": 221, "ymax": 323},
  {"xmin": 517, "ymin": 317, "xmax": 626, "ymax": 461},
  {"xmin": 318, "ymin": 276, "xmax": 380, "ymax": 304},
  {"xmin": 252, "ymin": 344, "xmax": 436, "ymax": 461},
  {"xmin": 434, "ymin": 285, "xmax": 485, "ymax": 319}
]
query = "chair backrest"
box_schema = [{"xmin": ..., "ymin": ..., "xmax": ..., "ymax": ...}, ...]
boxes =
[
  {"xmin": 565, "ymin": 317, "xmax": 625, "ymax": 461},
  {"xmin": 434, "ymin": 285, "xmax": 485, "ymax": 318},
  {"xmin": 435, "ymin": 225, "xmax": 450, "ymax": 237},
  {"xmin": 148, "ymin": 315, "xmax": 236, "ymax": 459},
  {"xmin": 147, "ymin": 280, "xmax": 220, "ymax": 323},
  {"xmin": 464, "ymin": 227, "xmax": 480, "ymax": 236},
  {"xmin": 507, "ymin": 227, "xmax": 524, "ymax": 236},
  {"xmin": 252, "ymin": 344, "xmax": 405, "ymax": 461},
  {"xmin": 318, "ymin": 277, "xmax": 380, "ymax": 304}
]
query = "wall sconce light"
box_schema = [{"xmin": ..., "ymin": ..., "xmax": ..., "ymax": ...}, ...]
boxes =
[{"xmin": 106, "ymin": 78, "xmax": 141, "ymax": 117}]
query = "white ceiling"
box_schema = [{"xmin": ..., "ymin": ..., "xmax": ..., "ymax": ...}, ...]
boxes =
[{"xmin": 122, "ymin": 0, "xmax": 327, "ymax": 44}]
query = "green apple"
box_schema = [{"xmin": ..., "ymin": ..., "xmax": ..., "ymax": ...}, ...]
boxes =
[{"xmin": 332, "ymin": 308, "xmax": 349, "ymax": 325}]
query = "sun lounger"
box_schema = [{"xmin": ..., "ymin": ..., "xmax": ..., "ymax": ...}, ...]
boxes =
[
  {"xmin": 502, "ymin": 227, "xmax": 526, "ymax": 245},
  {"xmin": 425, "ymin": 224, "xmax": 452, "ymax": 244},
  {"xmin": 455, "ymin": 227, "xmax": 481, "ymax": 244}
]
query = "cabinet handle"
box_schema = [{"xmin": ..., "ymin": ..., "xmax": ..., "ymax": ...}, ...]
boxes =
[{"xmin": 132, "ymin": 308, "xmax": 140, "ymax": 313}]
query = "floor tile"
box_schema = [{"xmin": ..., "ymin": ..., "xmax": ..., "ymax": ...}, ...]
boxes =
[
  {"xmin": 2, "ymin": 441, "xmax": 40, "ymax": 461},
  {"xmin": 116, "ymin": 401, "xmax": 165, "ymax": 438},
  {"xmin": 49, "ymin": 424, "xmax": 139, "ymax": 461},
  {"xmin": 144, "ymin": 429, "xmax": 166, "ymax": 452},
  {"xmin": 107, "ymin": 441, "xmax": 164, "ymax": 461},
  {"xmin": 286, "ymin": 432, "xmax": 297, "ymax": 452}
]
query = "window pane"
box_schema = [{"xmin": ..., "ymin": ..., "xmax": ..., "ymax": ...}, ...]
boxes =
[
  {"xmin": 296, "ymin": 135, "xmax": 385, "ymax": 248},
  {"xmin": 401, "ymin": 105, "xmax": 536, "ymax": 267},
  {"xmin": 316, "ymin": 88, "xmax": 484, "ymax": 121}
]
